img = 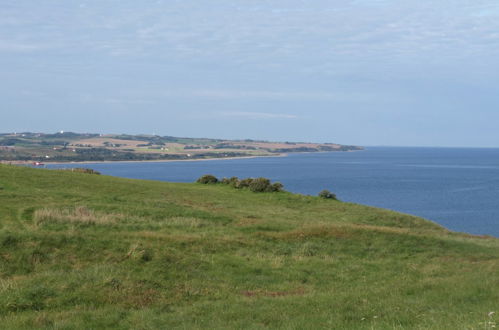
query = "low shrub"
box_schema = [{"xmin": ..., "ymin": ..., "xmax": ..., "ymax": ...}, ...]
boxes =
[
  {"xmin": 221, "ymin": 176, "xmax": 239, "ymax": 187},
  {"xmin": 196, "ymin": 174, "xmax": 218, "ymax": 184},
  {"xmin": 196, "ymin": 175, "xmax": 284, "ymax": 193},
  {"xmin": 249, "ymin": 177, "xmax": 272, "ymax": 192},
  {"xmin": 237, "ymin": 178, "xmax": 254, "ymax": 189},
  {"xmin": 319, "ymin": 189, "xmax": 337, "ymax": 200},
  {"xmin": 271, "ymin": 182, "xmax": 284, "ymax": 192},
  {"xmin": 247, "ymin": 178, "xmax": 285, "ymax": 192}
]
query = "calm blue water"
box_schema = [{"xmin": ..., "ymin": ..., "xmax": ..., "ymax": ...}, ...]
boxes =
[{"xmin": 47, "ymin": 147, "xmax": 499, "ymax": 237}]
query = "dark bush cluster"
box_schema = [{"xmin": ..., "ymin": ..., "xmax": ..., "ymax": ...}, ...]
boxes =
[
  {"xmin": 196, "ymin": 174, "xmax": 218, "ymax": 184},
  {"xmin": 318, "ymin": 189, "xmax": 337, "ymax": 200},
  {"xmin": 196, "ymin": 175, "xmax": 284, "ymax": 193},
  {"xmin": 248, "ymin": 177, "xmax": 284, "ymax": 192},
  {"xmin": 220, "ymin": 176, "xmax": 239, "ymax": 186}
]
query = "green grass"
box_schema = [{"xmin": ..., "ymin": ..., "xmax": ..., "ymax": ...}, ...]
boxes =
[{"xmin": 0, "ymin": 164, "xmax": 498, "ymax": 329}]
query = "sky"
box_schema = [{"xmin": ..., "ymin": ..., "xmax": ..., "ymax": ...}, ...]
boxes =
[{"xmin": 1, "ymin": 0, "xmax": 499, "ymax": 147}]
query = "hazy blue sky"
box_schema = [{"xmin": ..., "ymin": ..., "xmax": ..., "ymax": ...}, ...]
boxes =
[{"xmin": 2, "ymin": 1, "xmax": 499, "ymax": 146}]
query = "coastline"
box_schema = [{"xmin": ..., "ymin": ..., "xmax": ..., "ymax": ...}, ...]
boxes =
[
  {"xmin": 22, "ymin": 153, "xmax": 289, "ymax": 166},
  {"xmin": 0, "ymin": 149, "xmax": 365, "ymax": 166}
]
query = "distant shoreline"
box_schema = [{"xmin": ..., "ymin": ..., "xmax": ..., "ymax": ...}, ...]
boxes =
[
  {"xmin": 0, "ymin": 132, "xmax": 362, "ymax": 165},
  {"xmin": 2, "ymin": 153, "xmax": 288, "ymax": 166},
  {"xmin": 1, "ymin": 149, "xmax": 366, "ymax": 166}
]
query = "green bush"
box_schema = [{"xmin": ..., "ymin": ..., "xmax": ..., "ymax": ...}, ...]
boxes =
[
  {"xmin": 237, "ymin": 178, "xmax": 254, "ymax": 189},
  {"xmin": 221, "ymin": 177, "xmax": 239, "ymax": 187},
  {"xmin": 271, "ymin": 182, "xmax": 284, "ymax": 192},
  {"xmin": 319, "ymin": 189, "xmax": 337, "ymax": 200},
  {"xmin": 196, "ymin": 175, "xmax": 284, "ymax": 193},
  {"xmin": 196, "ymin": 174, "xmax": 219, "ymax": 184},
  {"xmin": 248, "ymin": 178, "xmax": 284, "ymax": 192},
  {"xmin": 249, "ymin": 177, "xmax": 272, "ymax": 192}
]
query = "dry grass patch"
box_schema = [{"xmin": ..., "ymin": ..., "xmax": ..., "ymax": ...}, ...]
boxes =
[
  {"xmin": 0, "ymin": 278, "xmax": 19, "ymax": 291},
  {"xmin": 34, "ymin": 206, "xmax": 122, "ymax": 226},
  {"xmin": 235, "ymin": 217, "xmax": 261, "ymax": 226},
  {"xmin": 266, "ymin": 225, "xmax": 352, "ymax": 241},
  {"xmin": 164, "ymin": 217, "xmax": 205, "ymax": 228},
  {"xmin": 124, "ymin": 231, "xmax": 202, "ymax": 242},
  {"xmin": 242, "ymin": 287, "xmax": 306, "ymax": 298}
]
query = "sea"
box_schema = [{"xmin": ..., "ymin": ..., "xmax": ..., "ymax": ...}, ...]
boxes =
[{"xmin": 47, "ymin": 147, "xmax": 499, "ymax": 238}]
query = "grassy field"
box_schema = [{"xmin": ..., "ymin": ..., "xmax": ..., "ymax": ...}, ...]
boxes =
[{"xmin": 0, "ymin": 164, "xmax": 498, "ymax": 329}]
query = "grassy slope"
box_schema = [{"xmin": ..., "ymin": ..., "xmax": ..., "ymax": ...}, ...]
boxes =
[{"xmin": 0, "ymin": 165, "xmax": 498, "ymax": 329}]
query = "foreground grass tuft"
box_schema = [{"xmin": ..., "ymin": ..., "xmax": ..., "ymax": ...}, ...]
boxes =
[{"xmin": 34, "ymin": 206, "xmax": 121, "ymax": 226}]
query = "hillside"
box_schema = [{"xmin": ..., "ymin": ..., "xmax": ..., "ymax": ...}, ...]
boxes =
[
  {"xmin": 0, "ymin": 165, "xmax": 498, "ymax": 329},
  {"xmin": 0, "ymin": 132, "xmax": 362, "ymax": 163}
]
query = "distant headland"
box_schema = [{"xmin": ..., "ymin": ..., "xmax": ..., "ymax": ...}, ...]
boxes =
[{"xmin": 0, "ymin": 132, "xmax": 363, "ymax": 163}]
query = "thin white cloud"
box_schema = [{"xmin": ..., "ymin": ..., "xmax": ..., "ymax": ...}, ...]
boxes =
[
  {"xmin": 0, "ymin": 41, "xmax": 40, "ymax": 53},
  {"xmin": 217, "ymin": 111, "xmax": 298, "ymax": 119},
  {"xmin": 174, "ymin": 89, "xmax": 339, "ymax": 100},
  {"xmin": 4, "ymin": 0, "xmax": 499, "ymax": 65},
  {"xmin": 156, "ymin": 89, "xmax": 396, "ymax": 102}
]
